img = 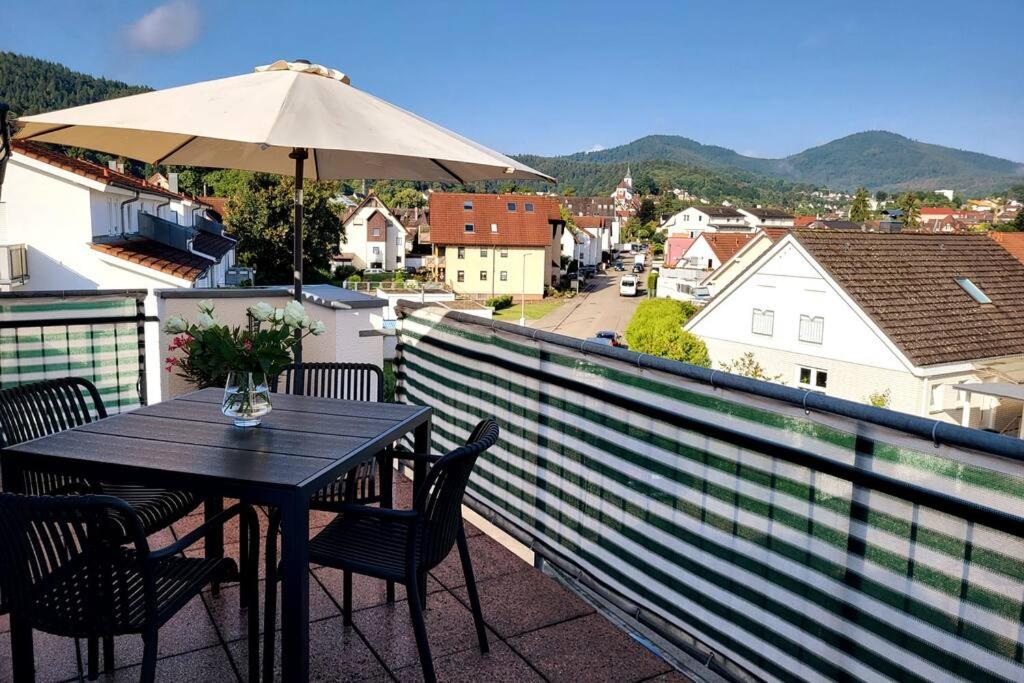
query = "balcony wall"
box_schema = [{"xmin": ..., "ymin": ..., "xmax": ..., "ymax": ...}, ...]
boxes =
[{"xmin": 394, "ymin": 303, "xmax": 1024, "ymax": 683}]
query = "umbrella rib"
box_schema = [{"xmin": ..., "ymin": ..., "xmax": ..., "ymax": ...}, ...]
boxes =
[
  {"xmin": 430, "ymin": 159, "xmax": 466, "ymax": 185},
  {"xmin": 155, "ymin": 135, "xmax": 199, "ymax": 165},
  {"xmin": 312, "ymin": 148, "xmax": 320, "ymax": 181}
]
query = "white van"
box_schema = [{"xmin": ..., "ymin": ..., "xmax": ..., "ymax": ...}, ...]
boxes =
[{"xmin": 619, "ymin": 275, "xmax": 638, "ymax": 297}]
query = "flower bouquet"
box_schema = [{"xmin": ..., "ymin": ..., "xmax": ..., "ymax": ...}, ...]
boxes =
[{"xmin": 164, "ymin": 299, "xmax": 325, "ymax": 426}]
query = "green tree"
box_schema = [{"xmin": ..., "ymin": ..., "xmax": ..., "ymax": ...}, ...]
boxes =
[
  {"xmin": 389, "ymin": 187, "xmax": 426, "ymax": 208},
  {"xmin": 636, "ymin": 198, "xmax": 658, "ymax": 226},
  {"xmin": 624, "ymin": 299, "xmax": 709, "ymax": 366},
  {"xmin": 874, "ymin": 191, "xmax": 888, "ymax": 203},
  {"xmin": 865, "ymin": 389, "xmax": 891, "ymax": 408},
  {"xmin": 849, "ymin": 187, "xmax": 872, "ymax": 222},
  {"xmin": 655, "ymin": 192, "xmax": 686, "ymax": 219},
  {"xmin": 226, "ymin": 174, "xmax": 342, "ymax": 284},
  {"xmin": 560, "ymin": 186, "xmax": 577, "ymax": 197},
  {"xmin": 646, "ymin": 270, "xmax": 659, "ymax": 297},
  {"xmin": 719, "ymin": 352, "xmax": 783, "ymax": 382},
  {"xmin": 896, "ymin": 192, "xmax": 921, "ymax": 228}
]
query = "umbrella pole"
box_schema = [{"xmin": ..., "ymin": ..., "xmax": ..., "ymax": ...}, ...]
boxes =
[{"xmin": 290, "ymin": 147, "xmax": 308, "ymax": 393}]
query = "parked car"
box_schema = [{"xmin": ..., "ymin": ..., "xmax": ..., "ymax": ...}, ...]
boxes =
[
  {"xmin": 632, "ymin": 263, "xmax": 645, "ymax": 273},
  {"xmin": 619, "ymin": 275, "xmax": 638, "ymax": 297},
  {"xmin": 691, "ymin": 285, "xmax": 711, "ymax": 305},
  {"xmin": 363, "ymin": 268, "xmax": 386, "ymax": 275},
  {"xmin": 403, "ymin": 266, "xmax": 419, "ymax": 276},
  {"xmin": 613, "ymin": 262, "xmax": 625, "ymax": 272},
  {"xmin": 581, "ymin": 265, "xmax": 597, "ymax": 278},
  {"xmin": 595, "ymin": 330, "xmax": 625, "ymax": 347}
]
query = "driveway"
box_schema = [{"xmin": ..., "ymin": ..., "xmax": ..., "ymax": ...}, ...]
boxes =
[{"xmin": 532, "ymin": 272, "xmax": 644, "ymax": 339}]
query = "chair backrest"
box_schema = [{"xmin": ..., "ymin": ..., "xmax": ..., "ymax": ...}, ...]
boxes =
[
  {"xmin": 0, "ymin": 378, "xmax": 107, "ymax": 495},
  {"xmin": 0, "ymin": 492, "xmax": 149, "ymax": 634},
  {"xmin": 415, "ymin": 419, "xmax": 500, "ymax": 569},
  {"xmin": 273, "ymin": 362, "xmax": 384, "ymax": 402}
]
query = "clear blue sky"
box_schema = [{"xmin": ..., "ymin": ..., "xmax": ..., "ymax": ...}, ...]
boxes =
[{"xmin": 4, "ymin": 0, "xmax": 1022, "ymax": 161}]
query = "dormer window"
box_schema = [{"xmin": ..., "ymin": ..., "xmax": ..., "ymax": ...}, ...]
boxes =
[
  {"xmin": 507, "ymin": 202, "xmax": 516, "ymax": 212},
  {"xmin": 464, "ymin": 223, "xmax": 474, "ymax": 233},
  {"xmin": 955, "ymin": 277, "xmax": 991, "ymax": 304},
  {"xmin": 463, "ymin": 201, "xmax": 473, "ymax": 210},
  {"xmin": 524, "ymin": 203, "xmax": 534, "ymax": 213}
]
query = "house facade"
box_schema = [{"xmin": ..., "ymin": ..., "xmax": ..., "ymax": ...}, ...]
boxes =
[
  {"xmin": 661, "ymin": 205, "xmax": 753, "ymax": 238},
  {"xmin": 1, "ymin": 141, "xmax": 235, "ymax": 294},
  {"xmin": 428, "ymin": 193, "xmax": 564, "ymax": 301},
  {"xmin": 336, "ymin": 195, "xmax": 409, "ymax": 271},
  {"xmin": 656, "ymin": 233, "xmax": 754, "ymax": 302},
  {"xmin": 686, "ymin": 231, "xmax": 1024, "ymax": 430},
  {"xmin": 736, "ymin": 207, "xmax": 795, "ymax": 228}
]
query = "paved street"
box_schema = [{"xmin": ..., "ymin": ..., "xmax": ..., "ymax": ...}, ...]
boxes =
[{"xmin": 532, "ymin": 271, "xmax": 644, "ymax": 339}]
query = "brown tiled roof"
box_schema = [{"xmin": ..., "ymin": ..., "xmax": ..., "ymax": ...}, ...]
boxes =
[
  {"xmin": 199, "ymin": 196, "xmax": 230, "ymax": 219},
  {"xmin": 794, "ymin": 215, "xmax": 817, "ymax": 227},
  {"xmin": 573, "ymin": 215, "xmax": 609, "ymax": 229},
  {"xmin": 744, "ymin": 207, "xmax": 794, "ymax": 220},
  {"xmin": 694, "ymin": 205, "xmax": 745, "ymax": 219},
  {"xmin": 192, "ymin": 231, "xmax": 236, "ymax": 259},
  {"xmin": 989, "ymin": 232, "xmax": 1024, "ymax": 264},
  {"xmin": 702, "ymin": 233, "xmax": 756, "ymax": 263},
  {"xmin": 792, "ymin": 231, "xmax": 1024, "ymax": 366},
  {"xmin": 13, "ymin": 141, "xmax": 206, "ymax": 203},
  {"xmin": 761, "ymin": 227, "xmax": 791, "ymax": 241},
  {"xmin": 428, "ymin": 193, "xmax": 562, "ymax": 247},
  {"xmin": 91, "ymin": 238, "xmax": 213, "ymax": 281}
]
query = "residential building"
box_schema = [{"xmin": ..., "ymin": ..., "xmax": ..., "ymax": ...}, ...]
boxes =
[
  {"xmin": 919, "ymin": 216, "xmax": 968, "ymax": 233},
  {"xmin": 663, "ymin": 236, "xmax": 695, "ymax": 268},
  {"xmin": 699, "ymin": 228, "xmax": 783, "ymax": 296},
  {"xmin": 736, "ymin": 207, "xmax": 795, "ymax": 228},
  {"xmin": 686, "ymin": 231, "xmax": 1024, "ymax": 430},
  {"xmin": 561, "ymin": 225, "xmax": 600, "ymax": 268},
  {"xmin": 610, "ymin": 167, "xmax": 635, "ymax": 213},
  {"xmin": 428, "ymin": 193, "xmax": 564, "ymax": 301},
  {"xmin": 559, "ymin": 196, "xmax": 615, "ymax": 218},
  {"xmin": 335, "ymin": 194, "xmax": 410, "ymax": 271},
  {"xmin": 573, "ymin": 215, "xmax": 615, "ymax": 253},
  {"xmin": 920, "ymin": 207, "xmax": 956, "ymax": 223},
  {"xmin": 794, "ymin": 214, "xmax": 817, "ymax": 227},
  {"xmin": 656, "ymin": 232, "xmax": 754, "ymax": 301},
  {"xmin": 660, "ymin": 205, "xmax": 752, "ymax": 238},
  {"xmin": 990, "ymin": 231, "xmax": 1024, "ymax": 264},
  {"xmin": 1, "ymin": 141, "xmax": 235, "ymax": 294}
]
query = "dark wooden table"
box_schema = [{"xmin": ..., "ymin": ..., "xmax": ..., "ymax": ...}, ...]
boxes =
[{"xmin": 0, "ymin": 387, "xmax": 431, "ymax": 682}]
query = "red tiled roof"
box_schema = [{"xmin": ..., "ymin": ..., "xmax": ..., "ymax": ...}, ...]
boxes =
[
  {"xmin": 200, "ymin": 196, "xmax": 230, "ymax": 219},
  {"xmin": 989, "ymin": 232, "xmax": 1024, "ymax": 265},
  {"xmin": 761, "ymin": 227, "xmax": 791, "ymax": 241},
  {"xmin": 428, "ymin": 193, "xmax": 562, "ymax": 247},
  {"xmin": 920, "ymin": 207, "xmax": 954, "ymax": 216},
  {"xmin": 13, "ymin": 141, "xmax": 206, "ymax": 203},
  {"xmin": 573, "ymin": 216, "xmax": 609, "ymax": 229},
  {"xmin": 793, "ymin": 231, "xmax": 1024, "ymax": 366},
  {"xmin": 91, "ymin": 238, "xmax": 213, "ymax": 281},
  {"xmin": 794, "ymin": 215, "xmax": 817, "ymax": 227},
  {"xmin": 702, "ymin": 233, "xmax": 755, "ymax": 263}
]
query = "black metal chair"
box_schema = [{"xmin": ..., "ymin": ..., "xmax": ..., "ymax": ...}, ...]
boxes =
[
  {"xmin": 264, "ymin": 419, "xmax": 500, "ymax": 683},
  {"xmin": 0, "ymin": 492, "xmax": 260, "ymax": 683},
  {"xmin": 0, "ymin": 377, "xmax": 203, "ymax": 678}
]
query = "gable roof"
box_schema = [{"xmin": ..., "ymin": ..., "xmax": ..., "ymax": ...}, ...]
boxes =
[
  {"xmin": 792, "ymin": 231, "xmax": 1024, "ymax": 366},
  {"xmin": 989, "ymin": 232, "xmax": 1024, "ymax": 265},
  {"xmin": 340, "ymin": 194, "xmax": 404, "ymax": 228},
  {"xmin": 13, "ymin": 141, "xmax": 205, "ymax": 203},
  {"xmin": 693, "ymin": 205, "xmax": 745, "ymax": 219},
  {"xmin": 699, "ymin": 233, "xmax": 756, "ymax": 263},
  {"xmin": 428, "ymin": 193, "xmax": 561, "ymax": 247},
  {"xmin": 760, "ymin": 227, "xmax": 791, "ymax": 241},
  {"xmin": 743, "ymin": 207, "xmax": 794, "ymax": 220},
  {"xmin": 794, "ymin": 215, "xmax": 817, "ymax": 227},
  {"xmin": 91, "ymin": 238, "xmax": 213, "ymax": 281},
  {"xmin": 573, "ymin": 215, "xmax": 609, "ymax": 229}
]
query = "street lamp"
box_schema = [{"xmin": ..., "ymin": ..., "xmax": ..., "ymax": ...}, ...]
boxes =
[{"xmin": 519, "ymin": 252, "xmax": 532, "ymax": 327}]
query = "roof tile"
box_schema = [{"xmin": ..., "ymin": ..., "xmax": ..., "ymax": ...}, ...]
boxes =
[{"xmin": 428, "ymin": 193, "xmax": 561, "ymax": 247}]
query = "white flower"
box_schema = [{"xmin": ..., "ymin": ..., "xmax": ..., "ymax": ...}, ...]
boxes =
[
  {"xmin": 282, "ymin": 300, "xmax": 307, "ymax": 328},
  {"xmin": 196, "ymin": 312, "xmax": 216, "ymax": 330},
  {"xmin": 197, "ymin": 299, "xmax": 215, "ymax": 315},
  {"xmin": 163, "ymin": 314, "xmax": 188, "ymax": 334},
  {"xmin": 273, "ymin": 308, "xmax": 285, "ymax": 322},
  {"xmin": 248, "ymin": 301, "xmax": 274, "ymax": 321},
  {"xmin": 309, "ymin": 320, "xmax": 326, "ymax": 336}
]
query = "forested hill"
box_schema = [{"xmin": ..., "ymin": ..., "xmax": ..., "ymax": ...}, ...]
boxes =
[
  {"xmin": 561, "ymin": 132, "xmax": 1024, "ymax": 194},
  {"xmin": 0, "ymin": 51, "xmax": 150, "ymax": 118}
]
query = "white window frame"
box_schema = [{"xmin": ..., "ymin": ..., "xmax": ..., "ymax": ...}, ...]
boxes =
[
  {"xmin": 799, "ymin": 315, "xmax": 824, "ymax": 344},
  {"xmin": 796, "ymin": 366, "xmax": 828, "ymax": 391},
  {"xmin": 751, "ymin": 309, "xmax": 774, "ymax": 336}
]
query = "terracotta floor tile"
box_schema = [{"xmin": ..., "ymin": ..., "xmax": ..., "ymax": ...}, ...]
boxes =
[
  {"xmin": 508, "ymin": 613, "xmax": 671, "ymax": 683},
  {"xmin": 453, "ymin": 568, "xmax": 593, "ymax": 638},
  {"xmin": 95, "ymin": 644, "xmax": 237, "ymax": 682},
  {"xmin": 352, "ymin": 590, "xmax": 492, "ymax": 672},
  {"xmin": 102, "ymin": 597, "xmax": 223, "ymax": 667},
  {"xmin": 312, "ymin": 566, "xmax": 444, "ymax": 613},
  {"xmin": 393, "ymin": 640, "xmax": 543, "ymax": 683},
  {"xmin": 205, "ymin": 577, "xmax": 337, "ymax": 642},
  {"xmin": 428, "ymin": 534, "xmax": 529, "ymax": 589}
]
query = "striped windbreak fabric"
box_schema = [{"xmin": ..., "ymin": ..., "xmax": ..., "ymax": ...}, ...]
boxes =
[
  {"xmin": 0, "ymin": 295, "xmax": 144, "ymax": 413},
  {"xmin": 396, "ymin": 306, "xmax": 1024, "ymax": 683}
]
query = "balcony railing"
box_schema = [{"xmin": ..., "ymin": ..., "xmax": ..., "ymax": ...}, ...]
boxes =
[
  {"xmin": 394, "ymin": 303, "xmax": 1024, "ymax": 683},
  {"xmin": 0, "ymin": 243, "xmax": 28, "ymax": 285}
]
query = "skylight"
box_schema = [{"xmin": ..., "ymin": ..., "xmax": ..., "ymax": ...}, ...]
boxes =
[{"xmin": 955, "ymin": 277, "xmax": 991, "ymax": 304}]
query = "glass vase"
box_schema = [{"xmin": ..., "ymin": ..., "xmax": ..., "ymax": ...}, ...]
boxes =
[{"xmin": 221, "ymin": 371, "xmax": 272, "ymax": 427}]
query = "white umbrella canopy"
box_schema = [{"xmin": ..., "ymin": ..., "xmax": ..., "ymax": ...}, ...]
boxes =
[{"xmin": 14, "ymin": 60, "xmax": 554, "ymax": 185}]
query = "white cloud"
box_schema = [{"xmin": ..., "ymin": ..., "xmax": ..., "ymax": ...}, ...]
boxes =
[
  {"xmin": 126, "ymin": 0, "xmax": 202, "ymax": 53},
  {"xmin": 588, "ymin": 144, "xmax": 605, "ymax": 152}
]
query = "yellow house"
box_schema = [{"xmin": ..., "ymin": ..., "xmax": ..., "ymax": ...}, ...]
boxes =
[{"xmin": 428, "ymin": 193, "xmax": 564, "ymax": 301}]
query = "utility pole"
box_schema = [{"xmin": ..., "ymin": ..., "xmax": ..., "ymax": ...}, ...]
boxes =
[{"xmin": 519, "ymin": 252, "xmax": 531, "ymax": 327}]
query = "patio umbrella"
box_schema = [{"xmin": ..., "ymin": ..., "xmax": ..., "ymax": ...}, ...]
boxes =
[{"xmin": 13, "ymin": 59, "xmax": 554, "ymax": 377}]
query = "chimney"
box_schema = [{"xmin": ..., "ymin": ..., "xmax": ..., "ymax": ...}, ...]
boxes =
[{"xmin": 168, "ymin": 172, "xmax": 179, "ymax": 194}]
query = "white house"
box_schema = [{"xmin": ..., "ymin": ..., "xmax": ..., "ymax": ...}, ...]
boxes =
[
  {"xmin": 660, "ymin": 205, "xmax": 752, "ymax": 238},
  {"xmin": 334, "ymin": 195, "xmax": 410, "ymax": 272},
  {"xmin": 656, "ymin": 233, "xmax": 755, "ymax": 302},
  {"xmin": 561, "ymin": 226, "xmax": 601, "ymax": 268},
  {"xmin": 736, "ymin": 207, "xmax": 795, "ymax": 228},
  {"xmin": 686, "ymin": 231, "xmax": 1024, "ymax": 431},
  {"xmin": 0, "ymin": 141, "xmax": 235, "ymax": 294}
]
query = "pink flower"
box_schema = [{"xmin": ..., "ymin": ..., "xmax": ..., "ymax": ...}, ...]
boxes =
[{"xmin": 243, "ymin": 339, "xmax": 253, "ymax": 352}]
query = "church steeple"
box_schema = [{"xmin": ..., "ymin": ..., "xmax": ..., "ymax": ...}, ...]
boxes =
[{"xmin": 624, "ymin": 164, "xmax": 633, "ymax": 189}]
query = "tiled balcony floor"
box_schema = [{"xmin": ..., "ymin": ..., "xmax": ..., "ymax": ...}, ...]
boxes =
[{"xmin": 0, "ymin": 475, "xmax": 686, "ymax": 682}]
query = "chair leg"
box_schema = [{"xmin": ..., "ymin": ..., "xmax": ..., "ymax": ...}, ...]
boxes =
[
  {"xmin": 103, "ymin": 635, "xmax": 115, "ymax": 674},
  {"xmin": 379, "ymin": 454, "xmax": 396, "ymax": 604},
  {"xmin": 342, "ymin": 570, "xmax": 353, "ymax": 626},
  {"xmin": 405, "ymin": 577, "xmax": 436, "ymax": 683},
  {"xmin": 418, "ymin": 571, "xmax": 428, "ymax": 610},
  {"xmin": 140, "ymin": 628, "xmax": 159, "ymax": 683},
  {"xmin": 457, "ymin": 523, "xmax": 489, "ymax": 653},
  {"xmin": 263, "ymin": 508, "xmax": 281, "ymax": 683},
  {"xmin": 239, "ymin": 506, "xmax": 251, "ymax": 610},
  {"xmin": 242, "ymin": 508, "xmax": 260, "ymax": 683},
  {"xmin": 86, "ymin": 636, "xmax": 98, "ymax": 680}
]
